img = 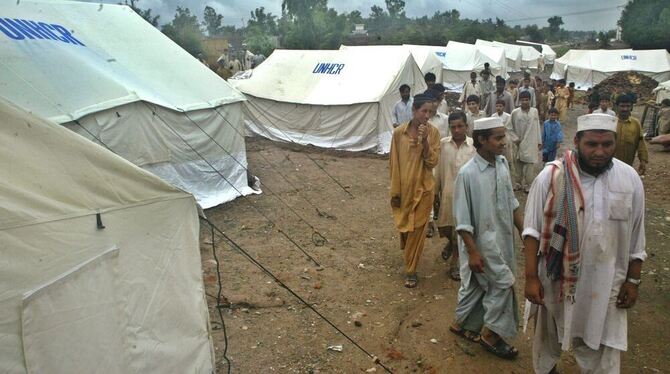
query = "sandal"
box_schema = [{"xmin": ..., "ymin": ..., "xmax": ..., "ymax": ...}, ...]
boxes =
[
  {"xmin": 426, "ymin": 224, "xmax": 435, "ymax": 238},
  {"xmin": 449, "ymin": 264, "xmax": 461, "ymax": 281},
  {"xmin": 480, "ymin": 337, "xmax": 518, "ymax": 360},
  {"xmin": 404, "ymin": 274, "xmax": 418, "ymax": 288},
  {"xmin": 441, "ymin": 244, "xmax": 453, "ymax": 261},
  {"xmin": 449, "ymin": 325, "xmax": 480, "ymax": 342}
]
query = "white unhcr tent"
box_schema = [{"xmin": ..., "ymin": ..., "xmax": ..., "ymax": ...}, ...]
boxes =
[
  {"xmin": 0, "ymin": 0, "xmax": 252, "ymax": 208},
  {"xmin": 0, "ymin": 99, "xmax": 213, "ymax": 374},
  {"xmin": 551, "ymin": 49, "xmax": 670, "ymax": 90},
  {"xmin": 516, "ymin": 40, "xmax": 557, "ymax": 64},
  {"xmin": 402, "ymin": 44, "xmax": 447, "ymax": 82},
  {"xmin": 231, "ymin": 47, "xmax": 426, "ymax": 153},
  {"xmin": 442, "ymin": 41, "xmax": 508, "ymax": 91},
  {"xmin": 476, "ymin": 39, "xmax": 523, "ymax": 72},
  {"xmin": 653, "ymin": 80, "xmax": 670, "ymax": 104}
]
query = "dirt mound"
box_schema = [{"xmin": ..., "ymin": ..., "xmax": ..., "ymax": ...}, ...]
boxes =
[{"xmin": 593, "ymin": 72, "xmax": 659, "ymax": 102}]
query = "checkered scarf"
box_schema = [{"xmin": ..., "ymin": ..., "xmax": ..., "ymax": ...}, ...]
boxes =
[{"xmin": 540, "ymin": 150, "xmax": 584, "ymax": 302}]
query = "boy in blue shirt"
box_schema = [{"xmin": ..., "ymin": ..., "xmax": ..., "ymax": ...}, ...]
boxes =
[{"xmin": 542, "ymin": 107, "xmax": 563, "ymax": 162}]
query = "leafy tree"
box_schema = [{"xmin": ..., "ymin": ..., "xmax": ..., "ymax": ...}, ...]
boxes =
[
  {"xmin": 348, "ymin": 10, "xmax": 364, "ymax": 24},
  {"xmin": 385, "ymin": 0, "xmax": 405, "ymax": 19},
  {"xmin": 619, "ymin": 0, "xmax": 670, "ymax": 49},
  {"xmin": 547, "ymin": 16, "xmax": 563, "ymax": 32},
  {"xmin": 249, "ymin": 7, "xmax": 278, "ymax": 35},
  {"xmin": 279, "ymin": 0, "xmax": 349, "ymax": 49},
  {"xmin": 246, "ymin": 7, "xmax": 278, "ymax": 56},
  {"xmin": 203, "ymin": 6, "xmax": 224, "ymax": 37},
  {"xmin": 524, "ymin": 24, "xmax": 543, "ymax": 42},
  {"xmin": 122, "ymin": 0, "xmax": 159, "ymax": 27},
  {"xmin": 161, "ymin": 7, "xmax": 204, "ymax": 56},
  {"xmin": 598, "ymin": 31, "xmax": 610, "ymax": 48}
]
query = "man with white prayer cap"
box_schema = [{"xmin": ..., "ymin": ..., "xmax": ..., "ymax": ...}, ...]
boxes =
[
  {"xmin": 449, "ymin": 117, "xmax": 525, "ymax": 360},
  {"xmin": 523, "ymin": 113, "xmax": 646, "ymax": 373}
]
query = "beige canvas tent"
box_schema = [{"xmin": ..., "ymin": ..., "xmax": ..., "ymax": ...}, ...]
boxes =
[{"xmin": 0, "ymin": 99, "xmax": 213, "ymax": 374}]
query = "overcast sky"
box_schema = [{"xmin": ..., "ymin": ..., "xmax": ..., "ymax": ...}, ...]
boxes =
[{"xmin": 85, "ymin": 0, "xmax": 626, "ymax": 31}]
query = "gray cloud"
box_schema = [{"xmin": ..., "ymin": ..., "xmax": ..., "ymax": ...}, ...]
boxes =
[{"xmin": 80, "ymin": 0, "xmax": 624, "ymax": 31}]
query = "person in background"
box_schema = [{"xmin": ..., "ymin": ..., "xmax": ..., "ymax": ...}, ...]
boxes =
[
  {"xmin": 435, "ymin": 111, "xmax": 476, "ymax": 281},
  {"xmin": 480, "ymin": 70, "xmax": 496, "ymax": 115},
  {"xmin": 459, "ymin": 72, "xmax": 481, "ymax": 109},
  {"xmin": 392, "ymin": 84, "xmax": 413, "ymax": 128},
  {"xmin": 430, "ymin": 83, "xmax": 450, "ymax": 115},
  {"xmin": 510, "ymin": 91, "xmax": 542, "ymax": 192},
  {"xmin": 516, "ymin": 76, "xmax": 537, "ymax": 109},
  {"xmin": 524, "ymin": 113, "xmax": 646, "ymax": 374},
  {"xmin": 657, "ymin": 99, "xmax": 670, "ymax": 136},
  {"xmin": 389, "ymin": 94, "xmax": 441, "ymax": 288},
  {"xmin": 508, "ymin": 79, "xmax": 519, "ymax": 106},
  {"xmin": 567, "ymin": 82, "xmax": 576, "ymax": 109},
  {"xmin": 424, "ymin": 89, "xmax": 450, "ymax": 238},
  {"xmin": 614, "ymin": 95, "xmax": 648, "ymax": 175},
  {"xmin": 555, "ymin": 79, "xmax": 570, "ymax": 122},
  {"xmin": 484, "ymin": 76, "xmax": 514, "ymax": 116},
  {"xmin": 450, "ymin": 116, "xmax": 524, "ymax": 360},
  {"xmin": 592, "ymin": 94, "xmax": 615, "ymax": 116},
  {"xmin": 492, "ymin": 99, "xmax": 516, "ymax": 180},
  {"xmin": 465, "ymin": 95, "xmax": 486, "ymax": 137},
  {"xmin": 542, "ymin": 108, "xmax": 563, "ymax": 162},
  {"xmin": 424, "ymin": 72, "xmax": 436, "ymax": 90}
]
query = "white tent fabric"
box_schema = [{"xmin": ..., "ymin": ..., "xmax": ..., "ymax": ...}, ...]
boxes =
[
  {"xmin": 551, "ymin": 49, "xmax": 670, "ymax": 90},
  {"xmin": 0, "ymin": 99, "xmax": 213, "ymax": 374},
  {"xmin": 0, "ymin": 0, "xmax": 252, "ymax": 208},
  {"xmin": 516, "ymin": 40, "xmax": 557, "ymax": 64},
  {"xmin": 476, "ymin": 39, "xmax": 523, "ymax": 72},
  {"xmin": 231, "ymin": 48, "xmax": 426, "ymax": 153},
  {"xmin": 653, "ymin": 80, "xmax": 670, "ymax": 104},
  {"xmin": 402, "ymin": 44, "xmax": 446, "ymax": 82},
  {"xmin": 442, "ymin": 41, "xmax": 508, "ymax": 91}
]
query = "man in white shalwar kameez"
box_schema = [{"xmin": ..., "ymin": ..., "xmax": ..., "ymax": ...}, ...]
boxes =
[
  {"xmin": 523, "ymin": 113, "xmax": 646, "ymax": 374},
  {"xmin": 450, "ymin": 117, "xmax": 525, "ymax": 359},
  {"xmin": 511, "ymin": 90, "xmax": 542, "ymax": 192}
]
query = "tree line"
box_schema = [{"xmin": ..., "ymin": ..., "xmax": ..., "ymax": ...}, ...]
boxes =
[{"xmin": 123, "ymin": 0, "xmax": 669, "ymax": 59}]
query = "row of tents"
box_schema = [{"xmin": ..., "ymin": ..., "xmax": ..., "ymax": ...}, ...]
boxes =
[{"xmin": 3, "ymin": 2, "xmax": 670, "ymax": 372}]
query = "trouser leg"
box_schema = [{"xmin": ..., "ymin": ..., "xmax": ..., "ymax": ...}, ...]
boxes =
[
  {"xmin": 573, "ymin": 339, "xmax": 621, "ymax": 374},
  {"xmin": 532, "ymin": 307, "xmax": 562, "ymax": 374},
  {"xmin": 403, "ymin": 222, "xmax": 429, "ymax": 275}
]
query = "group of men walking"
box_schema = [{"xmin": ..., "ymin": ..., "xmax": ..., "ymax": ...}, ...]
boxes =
[{"xmin": 389, "ymin": 71, "xmax": 648, "ymax": 373}]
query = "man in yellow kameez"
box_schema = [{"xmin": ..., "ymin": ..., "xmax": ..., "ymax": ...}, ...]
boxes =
[
  {"xmin": 390, "ymin": 93, "xmax": 441, "ymax": 288},
  {"xmin": 555, "ymin": 79, "xmax": 571, "ymax": 123},
  {"xmin": 614, "ymin": 95, "xmax": 648, "ymax": 175}
]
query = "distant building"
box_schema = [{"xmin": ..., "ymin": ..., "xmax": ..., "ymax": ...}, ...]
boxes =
[{"xmin": 353, "ymin": 24, "xmax": 368, "ymax": 35}]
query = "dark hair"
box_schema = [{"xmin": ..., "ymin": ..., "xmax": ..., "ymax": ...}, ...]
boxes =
[
  {"xmin": 448, "ymin": 111, "xmax": 467, "ymax": 124},
  {"xmin": 466, "ymin": 94, "xmax": 480, "ymax": 104},
  {"xmin": 519, "ymin": 90, "xmax": 531, "ymax": 100},
  {"xmin": 412, "ymin": 93, "xmax": 434, "ymax": 109},
  {"xmin": 569, "ymin": 82, "xmax": 575, "ymax": 87},
  {"xmin": 599, "ymin": 94, "xmax": 611, "ymax": 101},
  {"xmin": 399, "ymin": 84, "xmax": 410, "ymax": 92},
  {"xmin": 424, "ymin": 72, "xmax": 436, "ymax": 83},
  {"xmin": 548, "ymin": 107, "xmax": 559, "ymax": 114},
  {"xmin": 495, "ymin": 99, "xmax": 506, "ymax": 106},
  {"xmin": 616, "ymin": 94, "xmax": 633, "ymax": 105},
  {"xmin": 472, "ymin": 129, "xmax": 493, "ymax": 149},
  {"xmin": 662, "ymin": 99, "xmax": 670, "ymax": 107},
  {"xmin": 470, "ymin": 71, "xmax": 477, "ymax": 78}
]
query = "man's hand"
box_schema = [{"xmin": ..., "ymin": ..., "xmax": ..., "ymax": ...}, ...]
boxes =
[
  {"xmin": 418, "ymin": 124, "xmax": 428, "ymax": 140},
  {"xmin": 638, "ymin": 161, "xmax": 647, "ymax": 176},
  {"xmin": 616, "ymin": 282, "xmax": 639, "ymax": 308},
  {"xmin": 468, "ymin": 250, "xmax": 485, "ymax": 273},
  {"xmin": 525, "ymin": 276, "xmax": 544, "ymax": 305},
  {"xmin": 390, "ymin": 196, "xmax": 401, "ymax": 208}
]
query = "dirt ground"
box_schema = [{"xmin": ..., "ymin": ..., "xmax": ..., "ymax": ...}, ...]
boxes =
[{"xmin": 200, "ymin": 103, "xmax": 670, "ymax": 373}]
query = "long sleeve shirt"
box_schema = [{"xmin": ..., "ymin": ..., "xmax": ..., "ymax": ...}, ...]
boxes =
[
  {"xmin": 523, "ymin": 158, "xmax": 646, "ymax": 351},
  {"xmin": 434, "ymin": 136, "xmax": 476, "ymax": 228},
  {"xmin": 389, "ymin": 123, "xmax": 441, "ymax": 232},
  {"xmin": 542, "ymin": 119, "xmax": 564, "ymax": 154},
  {"xmin": 392, "ymin": 98, "xmax": 413, "ymax": 127},
  {"xmin": 485, "ymin": 90, "xmax": 514, "ymax": 116},
  {"xmin": 510, "ymin": 107, "xmax": 542, "ymax": 163},
  {"xmin": 614, "ymin": 116, "xmax": 649, "ymax": 165},
  {"xmin": 459, "ymin": 81, "xmax": 481, "ymax": 103},
  {"xmin": 516, "ymin": 86, "xmax": 537, "ymax": 108}
]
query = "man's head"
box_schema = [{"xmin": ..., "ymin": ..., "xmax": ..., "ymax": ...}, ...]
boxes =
[
  {"xmin": 599, "ymin": 94, "xmax": 611, "ymax": 111},
  {"xmin": 559, "ymin": 79, "xmax": 566, "ymax": 87},
  {"xmin": 523, "ymin": 77, "xmax": 531, "ymax": 88},
  {"xmin": 473, "ymin": 126, "xmax": 506, "ymax": 154},
  {"xmin": 519, "ymin": 90, "xmax": 531, "ymax": 110},
  {"xmin": 470, "ymin": 71, "xmax": 477, "ymax": 82},
  {"xmin": 466, "ymin": 94, "xmax": 480, "ymax": 113},
  {"xmin": 495, "ymin": 99, "xmax": 505, "ymax": 114},
  {"xmin": 481, "ymin": 70, "xmax": 491, "ymax": 80},
  {"xmin": 448, "ymin": 111, "xmax": 468, "ymax": 141},
  {"xmin": 617, "ymin": 94, "xmax": 634, "ymax": 119},
  {"xmin": 548, "ymin": 107, "xmax": 559, "ymax": 121},
  {"xmin": 428, "ymin": 83, "xmax": 446, "ymax": 102},
  {"xmin": 412, "ymin": 94, "xmax": 434, "ymax": 124},
  {"xmin": 574, "ymin": 114, "xmax": 617, "ymax": 175},
  {"xmin": 424, "ymin": 72, "xmax": 436, "ymax": 88},
  {"xmin": 399, "ymin": 84, "xmax": 410, "ymax": 101},
  {"xmin": 569, "ymin": 82, "xmax": 575, "ymax": 88},
  {"xmin": 495, "ymin": 76, "xmax": 505, "ymax": 93}
]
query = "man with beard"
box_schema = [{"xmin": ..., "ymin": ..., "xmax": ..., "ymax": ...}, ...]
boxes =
[
  {"xmin": 614, "ymin": 95, "xmax": 648, "ymax": 175},
  {"xmin": 523, "ymin": 113, "xmax": 646, "ymax": 373},
  {"xmin": 450, "ymin": 117, "xmax": 524, "ymax": 360},
  {"xmin": 484, "ymin": 76, "xmax": 514, "ymax": 116},
  {"xmin": 390, "ymin": 93, "xmax": 441, "ymax": 288},
  {"xmin": 392, "ymin": 84, "xmax": 413, "ymax": 128}
]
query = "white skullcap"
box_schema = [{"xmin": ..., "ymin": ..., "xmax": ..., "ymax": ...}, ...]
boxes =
[
  {"xmin": 473, "ymin": 117, "xmax": 503, "ymax": 131},
  {"xmin": 577, "ymin": 113, "xmax": 617, "ymax": 133}
]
